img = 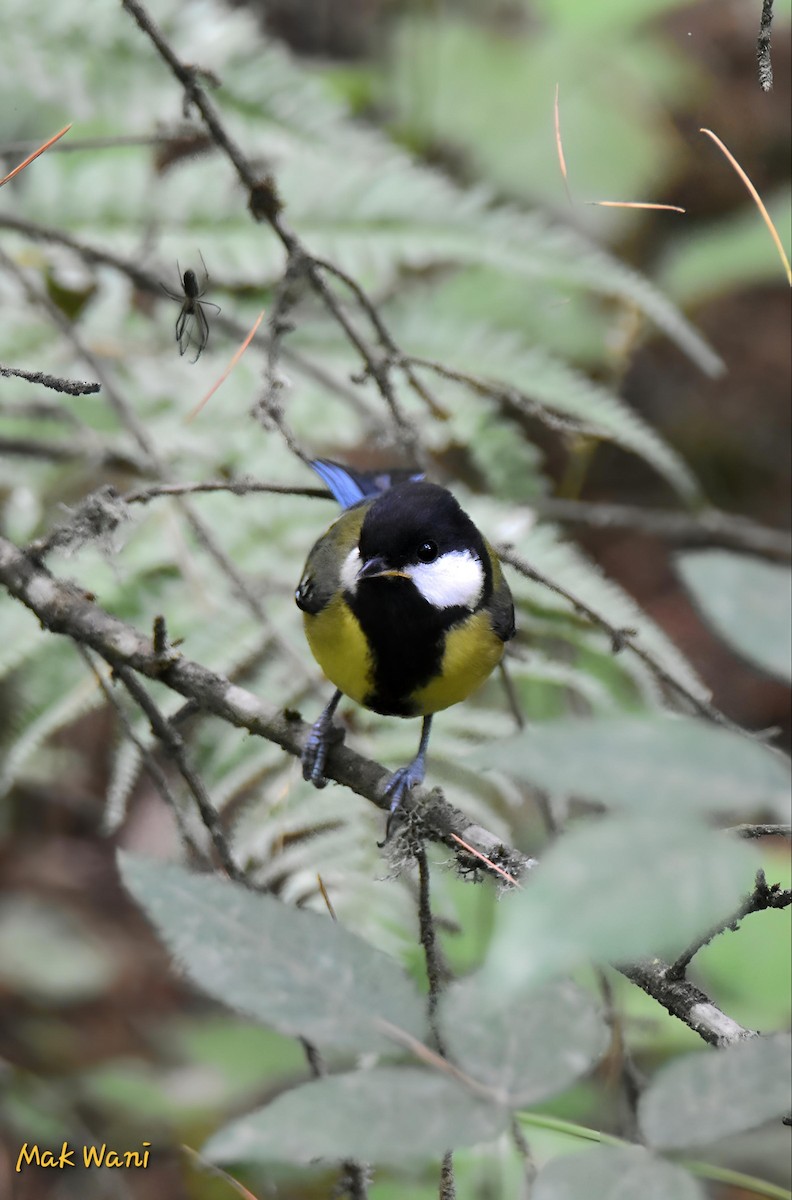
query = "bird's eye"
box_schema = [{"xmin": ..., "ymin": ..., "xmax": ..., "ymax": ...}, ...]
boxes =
[{"xmin": 416, "ymin": 540, "xmax": 439, "ymax": 563}]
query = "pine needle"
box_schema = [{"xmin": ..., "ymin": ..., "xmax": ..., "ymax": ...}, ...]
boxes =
[
  {"xmin": 0, "ymin": 124, "xmax": 72, "ymax": 187},
  {"xmin": 554, "ymin": 84, "xmax": 573, "ymax": 206},
  {"xmin": 700, "ymin": 127, "xmax": 791, "ymax": 286},
  {"xmin": 317, "ymin": 872, "xmax": 337, "ymax": 921},
  {"xmin": 186, "ymin": 308, "xmax": 266, "ymax": 422},
  {"xmin": 450, "ymin": 833, "xmax": 522, "ymax": 888},
  {"xmin": 181, "ymin": 1144, "xmax": 261, "ymax": 1200},
  {"xmin": 591, "ymin": 201, "xmax": 686, "ymax": 214}
]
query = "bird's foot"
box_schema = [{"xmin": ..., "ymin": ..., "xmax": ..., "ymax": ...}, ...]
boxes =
[
  {"xmin": 380, "ymin": 756, "xmax": 426, "ymax": 843},
  {"xmin": 302, "ymin": 713, "xmax": 344, "ymax": 788}
]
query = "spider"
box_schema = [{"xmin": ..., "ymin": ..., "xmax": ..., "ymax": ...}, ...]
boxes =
[{"xmin": 160, "ymin": 253, "xmax": 220, "ymax": 363}]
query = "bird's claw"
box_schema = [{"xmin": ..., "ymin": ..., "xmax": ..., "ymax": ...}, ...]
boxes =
[
  {"xmin": 380, "ymin": 757, "xmax": 426, "ymax": 843},
  {"xmin": 302, "ymin": 717, "xmax": 344, "ymax": 788}
]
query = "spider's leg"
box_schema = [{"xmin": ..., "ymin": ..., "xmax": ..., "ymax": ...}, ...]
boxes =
[
  {"xmin": 191, "ymin": 304, "xmax": 210, "ymax": 362},
  {"xmin": 175, "ymin": 307, "xmax": 190, "ymax": 354}
]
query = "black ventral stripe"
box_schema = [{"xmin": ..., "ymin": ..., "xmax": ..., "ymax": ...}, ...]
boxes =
[{"xmin": 348, "ymin": 577, "xmax": 467, "ymax": 717}]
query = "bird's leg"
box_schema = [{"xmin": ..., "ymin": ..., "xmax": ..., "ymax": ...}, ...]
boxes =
[
  {"xmin": 302, "ymin": 689, "xmax": 344, "ymax": 788},
  {"xmin": 382, "ymin": 715, "xmax": 433, "ymax": 839}
]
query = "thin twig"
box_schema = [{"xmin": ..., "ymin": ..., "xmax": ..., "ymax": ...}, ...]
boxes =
[
  {"xmin": 252, "ymin": 252, "xmax": 314, "ymax": 464},
  {"xmin": 595, "ymin": 969, "xmax": 643, "ymax": 1140},
  {"xmin": 124, "ymin": 478, "xmax": 328, "ymax": 505},
  {"xmin": 534, "ymin": 496, "xmax": 792, "ymax": 563},
  {"xmin": 333, "ymin": 1162, "xmax": 370, "ymax": 1200},
  {"xmin": 414, "ymin": 844, "xmax": 449, "ymax": 1048},
  {"xmin": 312, "ymin": 255, "xmax": 447, "ymax": 426},
  {"xmin": 0, "ymin": 362, "xmax": 100, "ymax": 396},
  {"xmin": 509, "ymin": 1117, "xmax": 537, "ymax": 1193},
  {"xmin": 121, "ymin": 0, "xmax": 423, "ymax": 455},
  {"xmin": 0, "ymin": 435, "xmax": 149, "ymax": 474},
  {"xmin": 500, "ymin": 547, "xmax": 748, "ymax": 734},
  {"xmin": 0, "ymin": 398, "xmax": 82, "ymax": 424},
  {"xmin": 26, "ymin": 486, "xmax": 130, "ymax": 561},
  {"xmin": 406, "ymin": 355, "xmax": 592, "ymax": 436},
  {"xmin": 304, "ymin": 259, "xmax": 420, "ymax": 459},
  {"xmin": 121, "ymin": 0, "xmax": 267, "ymax": 196},
  {"xmin": 439, "ymin": 1151, "xmax": 456, "ymax": 1200},
  {"xmin": 666, "ymin": 868, "xmax": 792, "ymax": 981},
  {"xmin": 298, "ymin": 1036, "xmax": 369, "ymax": 1199},
  {"xmin": 412, "ymin": 843, "xmax": 455, "ymax": 1198},
  {"xmin": 114, "ymin": 664, "xmax": 246, "ymax": 886},
  {"xmin": 757, "ymin": 0, "xmax": 774, "ymax": 92},
  {"xmin": 78, "ymin": 646, "xmax": 206, "ymax": 861},
  {"xmin": 731, "ymin": 823, "xmax": 791, "ymax": 839},
  {"xmin": 0, "ymin": 248, "xmax": 309, "ymax": 677},
  {"xmin": 0, "ymin": 213, "xmax": 378, "ymax": 419}
]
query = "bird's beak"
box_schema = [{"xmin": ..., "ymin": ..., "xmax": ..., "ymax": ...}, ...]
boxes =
[{"xmin": 357, "ymin": 556, "xmax": 409, "ymax": 581}]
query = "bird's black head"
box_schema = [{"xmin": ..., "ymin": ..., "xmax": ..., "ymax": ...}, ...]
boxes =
[{"xmin": 348, "ymin": 481, "xmax": 491, "ymax": 612}]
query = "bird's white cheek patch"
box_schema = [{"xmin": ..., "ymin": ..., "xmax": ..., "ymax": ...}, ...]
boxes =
[
  {"xmin": 340, "ymin": 546, "xmax": 361, "ymax": 594},
  {"xmin": 409, "ymin": 551, "xmax": 484, "ymax": 610}
]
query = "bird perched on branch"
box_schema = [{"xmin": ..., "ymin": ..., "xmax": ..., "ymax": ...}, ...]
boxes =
[{"xmin": 296, "ymin": 459, "xmax": 515, "ymax": 832}]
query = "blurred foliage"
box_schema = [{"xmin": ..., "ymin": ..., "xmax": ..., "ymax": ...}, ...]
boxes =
[{"xmin": 0, "ymin": 0, "xmax": 789, "ymax": 1197}]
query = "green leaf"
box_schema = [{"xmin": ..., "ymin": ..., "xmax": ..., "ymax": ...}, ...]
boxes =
[
  {"xmin": 660, "ymin": 190, "xmax": 792, "ymax": 304},
  {"xmin": 485, "ymin": 817, "xmax": 757, "ymax": 993},
  {"xmin": 677, "ymin": 552, "xmax": 792, "ymax": 683},
  {"xmin": 396, "ymin": 315, "xmax": 703, "ymax": 503},
  {"xmin": 467, "ymin": 716, "xmax": 791, "ymax": 820},
  {"xmin": 533, "ymin": 1145, "xmax": 704, "ymax": 1200},
  {"xmin": 441, "ymin": 978, "xmax": 609, "ymax": 1106},
  {"xmin": 639, "ymin": 1033, "xmax": 792, "ymax": 1149},
  {"xmin": 203, "ymin": 1066, "xmax": 508, "ymax": 1166},
  {"xmin": 117, "ymin": 854, "xmax": 426, "ymax": 1054}
]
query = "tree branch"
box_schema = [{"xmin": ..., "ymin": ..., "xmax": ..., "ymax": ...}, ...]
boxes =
[
  {"xmin": 757, "ymin": 0, "xmax": 774, "ymax": 92},
  {"xmin": 78, "ymin": 646, "xmax": 206, "ymax": 863},
  {"xmin": 0, "ymin": 213, "xmax": 383, "ymax": 423},
  {"xmin": 120, "ymin": 0, "xmax": 421, "ymax": 453},
  {"xmin": 0, "ymin": 435, "xmax": 149, "ymax": 475},
  {"xmin": 114, "ymin": 661, "xmax": 247, "ymax": 886},
  {"xmin": 666, "ymin": 868, "xmax": 792, "ymax": 981},
  {"xmin": 0, "ymin": 532, "xmax": 525, "ymax": 877},
  {"xmin": 533, "ymin": 496, "xmax": 792, "ymax": 564},
  {"xmin": 0, "ymin": 532, "xmax": 768, "ymax": 1049},
  {"xmin": 732, "ymin": 823, "xmax": 791, "ymax": 839},
  {"xmin": 0, "ymin": 362, "xmax": 100, "ymax": 396},
  {"xmin": 500, "ymin": 547, "xmax": 750, "ymax": 735},
  {"xmin": 617, "ymin": 960, "xmax": 757, "ymax": 1045}
]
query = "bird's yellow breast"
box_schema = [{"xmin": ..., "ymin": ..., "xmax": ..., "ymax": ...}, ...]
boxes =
[
  {"xmin": 304, "ymin": 600, "xmax": 504, "ymax": 717},
  {"xmin": 303, "ymin": 596, "xmax": 374, "ymax": 708},
  {"xmin": 412, "ymin": 609, "xmax": 505, "ymax": 714}
]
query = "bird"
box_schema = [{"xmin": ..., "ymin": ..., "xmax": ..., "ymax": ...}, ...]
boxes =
[{"xmin": 295, "ymin": 459, "xmax": 516, "ymax": 830}]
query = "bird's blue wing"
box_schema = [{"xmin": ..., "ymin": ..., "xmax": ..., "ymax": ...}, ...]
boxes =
[{"xmin": 310, "ymin": 459, "xmax": 424, "ymax": 509}]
